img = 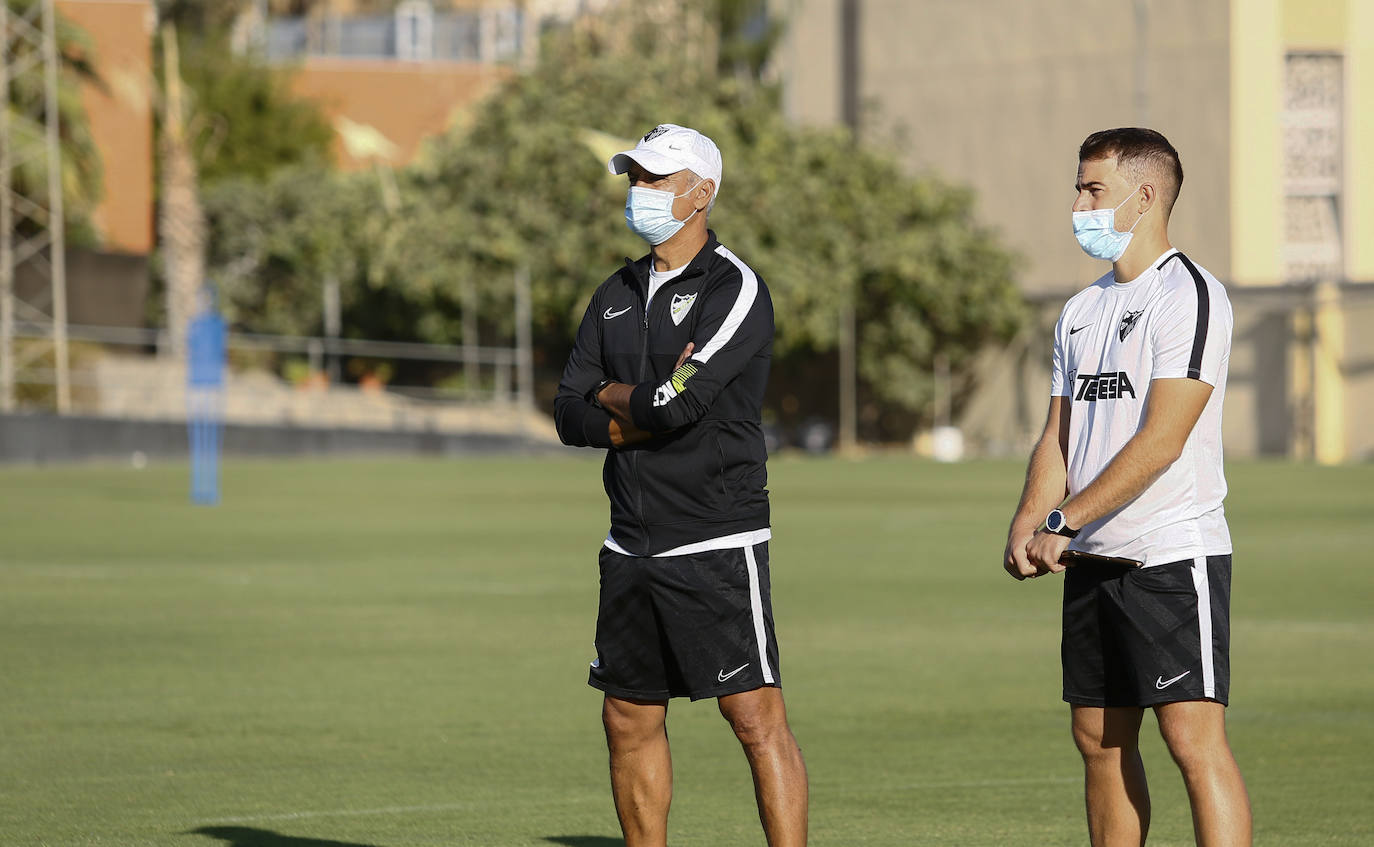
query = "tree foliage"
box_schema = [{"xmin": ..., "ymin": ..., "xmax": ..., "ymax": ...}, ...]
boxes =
[
  {"xmin": 160, "ymin": 33, "xmax": 334, "ymax": 188},
  {"xmin": 203, "ymin": 1, "xmax": 1026, "ymax": 438},
  {"xmin": 4, "ymin": 0, "xmax": 104, "ymax": 245}
]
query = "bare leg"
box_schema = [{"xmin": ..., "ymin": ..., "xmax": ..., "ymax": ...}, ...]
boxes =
[
  {"xmin": 718, "ymin": 687, "xmax": 808, "ymax": 847},
  {"xmin": 1155, "ymin": 700, "xmax": 1251, "ymax": 847},
  {"xmin": 1072, "ymin": 705, "xmax": 1150, "ymax": 847},
  {"xmin": 603, "ymin": 696, "xmax": 672, "ymax": 847}
]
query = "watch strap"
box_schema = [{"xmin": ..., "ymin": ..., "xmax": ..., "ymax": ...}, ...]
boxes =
[{"xmin": 588, "ymin": 378, "xmax": 615, "ymax": 409}]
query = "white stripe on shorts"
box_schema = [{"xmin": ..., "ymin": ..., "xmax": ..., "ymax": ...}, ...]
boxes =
[
  {"xmin": 1190, "ymin": 557, "xmax": 1215, "ymax": 698},
  {"xmin": 744, "ymin": 544, "xmax": 775, "ymax": 685}
]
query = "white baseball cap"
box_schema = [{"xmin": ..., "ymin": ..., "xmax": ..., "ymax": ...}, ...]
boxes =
[{"xmin": 608, "ymin": 124, "xmax": 723, "ymax": 194}]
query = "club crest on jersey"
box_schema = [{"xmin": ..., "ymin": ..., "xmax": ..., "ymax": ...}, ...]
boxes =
[
  {"xmin": 1118, "ymin": 309, "xmax": 1145, "ymax": 341},
  {"xmin": 1075, "ymin": 371, "xmax": 1137, "ymax": 402},
  {"xmin": 670, "ymin": 292, "xmax": 698, "ymax": 326}
]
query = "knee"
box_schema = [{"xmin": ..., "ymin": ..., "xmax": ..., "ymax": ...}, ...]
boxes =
[
  {"xmin": 1156, "ymin": 703, "xmax": 1235, "ymax": 772},
  {"xmin": 602, "ymin": 699, "xmax": 665, "ymax": 748},
  {"xmin": 1072, "ymin": 723, "xmax": 1114, "ymax": 764},
  {"xmin": 1072, "ymin": 719, "xmax": 1138, "ymax": 766},
  {"xmin": 1159, "ymin": 724, "xmax": 1226, "ymax": 774},
  {"xmin": 721, "ymin": 703, "xmax": 786, "ymax": 751}
]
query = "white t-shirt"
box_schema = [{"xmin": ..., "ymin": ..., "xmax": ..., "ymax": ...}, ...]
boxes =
[
  {"xmin": 1050, "ymin": 248, "xmax": 1233, "ymax": 566},
  {"xmin": 646, "ymin": 262, "xmax": 687, "ymax": 312}
]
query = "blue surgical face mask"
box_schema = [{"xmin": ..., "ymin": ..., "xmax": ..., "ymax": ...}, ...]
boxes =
[
  {"xmin": 1072, "ymin": 185, "xmax": 1144, "ymax": 262},
  {"xmin": 625, "ymin": 179, "xmax": 702, "ymax": 246}
]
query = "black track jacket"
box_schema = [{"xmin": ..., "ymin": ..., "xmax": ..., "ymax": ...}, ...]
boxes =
[{"xmin": 554, "ymin": 231, "xmax": 774, "ymax": 556}]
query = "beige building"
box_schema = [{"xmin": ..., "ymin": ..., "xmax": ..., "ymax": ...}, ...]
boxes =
[{"xmin": 774, "ymin": 0, "xmax": 1374, "ymax": 461}]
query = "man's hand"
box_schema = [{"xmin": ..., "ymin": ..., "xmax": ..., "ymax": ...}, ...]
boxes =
[
  {"xmin": 1002, "ymin": 526, "xmax": 1039, "ymax": 581},
  {"xmin": 599, "ymin": 342, "xmax": 695, "ymax": 447},
  {"xmin": 673, "ymin": 342, "xmax": 694, "ymax": 371},
  {"xmin": 608, "ymin": 416, "xmax": 649, "ymax": 447},
  {"xmin": 1025, "ymin": 529, "xmax": 1071, "ymax": 576}
]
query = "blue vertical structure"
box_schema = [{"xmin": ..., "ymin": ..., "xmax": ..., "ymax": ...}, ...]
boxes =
[{"xmin": 187, "ymin": 300, "xmax": 227, "ymax": 505}]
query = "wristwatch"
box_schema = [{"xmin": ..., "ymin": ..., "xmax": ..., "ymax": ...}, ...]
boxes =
[
  {"xmin": 1045, "ymin": 509, "xmax": 1079, "ymax": 538},
  {"xmin": 588, "ymin": 378, "xmax": 615, "ymax": 409}
]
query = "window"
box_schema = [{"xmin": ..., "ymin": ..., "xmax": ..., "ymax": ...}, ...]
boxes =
[{"xmin": 1282, "ymin": 52, "xmax": 1344, "ymax": 283}]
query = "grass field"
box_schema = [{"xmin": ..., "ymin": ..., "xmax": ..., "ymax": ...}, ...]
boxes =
[{"xmin": 1, "ymin": 454, "xmax": 1371, "ymax": 847}]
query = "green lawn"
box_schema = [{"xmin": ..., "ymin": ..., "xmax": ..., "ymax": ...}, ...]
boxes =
[{"xmin": 0, "ymin": 455, "xmax": 1371, "ymax": 846}]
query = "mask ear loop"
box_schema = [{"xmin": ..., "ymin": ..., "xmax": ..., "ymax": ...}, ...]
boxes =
[
  {"xmin": 1118, "ymin": 185, "xmax": 1149, "ymax": 234},
  {"xmin": 672, "ymin": 177, "xmax": 706, "ymax": 224}
]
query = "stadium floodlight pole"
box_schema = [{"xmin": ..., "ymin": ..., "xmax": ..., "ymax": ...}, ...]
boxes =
[
  {"xmin": 1, "ymin": 3, "xmax": 13, "ymax": 412},
  {"xmin": 42, "ymin": 0, "xmax": 69, "ymax": 413}
]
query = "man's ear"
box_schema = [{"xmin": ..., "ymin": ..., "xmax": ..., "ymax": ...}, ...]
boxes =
[
  {"xmin": 1138, "ymin": 183, "xmax": 1156, "ymax": 213},
  {"xmin": 697, "ymin": 179, "xmax": 715, "ymax": 211}
]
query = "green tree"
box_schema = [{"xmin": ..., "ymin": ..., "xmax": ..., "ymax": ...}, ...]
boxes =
[
  {"xmin": 203, "ymin": 1, "xmax": 1026, "ymax": 438},
  {"xmin": 4, "ymin": 0, "xmax": 103, "ymax": 245},
  {"xmin": 173, "ymin": 35, "xmax": 334, "ymax": 186}
]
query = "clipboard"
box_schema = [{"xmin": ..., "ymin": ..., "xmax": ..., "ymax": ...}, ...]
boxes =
[{"xmin": 1058, "ymin": 550, "xmax": 1143, "ymax": 568}]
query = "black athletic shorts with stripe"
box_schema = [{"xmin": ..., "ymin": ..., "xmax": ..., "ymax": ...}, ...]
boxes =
[
  {"xmin": 1062, "ymin": 555, "xmax": 1232, "ymax": 708},
  {"xmin": 589, "ymin": 541, "xmax": 780, "ymax": 702}
]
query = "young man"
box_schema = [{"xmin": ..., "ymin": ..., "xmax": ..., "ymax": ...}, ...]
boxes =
[
  {"xmin": 1002, "ymin": 128, "xmax": 1251, "ymax": 847},
  {"xmin": 553, "ymin": 124, "xmax": 808, "ymax": 847}
]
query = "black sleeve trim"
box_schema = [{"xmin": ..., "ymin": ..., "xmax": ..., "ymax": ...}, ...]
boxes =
[
  {"xmin": 628, "ymin": 380, "xmax": 656, "ymax": 432},
  {"xmin": 582, "ymin": 407, "xmax": 613, "ymax": 448},
  {"xmin": 1158, "ymin": 252, "xmax": 1210, "ymax": 381}
]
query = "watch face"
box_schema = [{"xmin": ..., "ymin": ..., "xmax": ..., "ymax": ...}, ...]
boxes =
[{"xmin": 1047, "ymin": 510, "xmax": 1064, "ymax": 532}]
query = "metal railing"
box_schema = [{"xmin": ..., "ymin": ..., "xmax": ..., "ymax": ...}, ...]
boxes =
[
  {"xmin": 263, "ymin": 7, "xmax": 523, "ymax": 64},
  {"xmin": 10, "ymin": 319, "xmax": 533, "ymax": 407}
]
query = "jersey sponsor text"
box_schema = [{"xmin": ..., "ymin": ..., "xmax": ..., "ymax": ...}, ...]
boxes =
[{"xmin": 1074, "ymin": 371, "xmax": 1137, "ymax": 401}]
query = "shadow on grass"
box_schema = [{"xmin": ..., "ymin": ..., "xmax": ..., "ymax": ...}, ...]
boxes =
[
  {"xmin": 543, "ymin": 837, "xmax": 625, "ymax": 847},
  {"xmin": 188, "ymin": 826, "xmax": 383, "ymax": 847}
]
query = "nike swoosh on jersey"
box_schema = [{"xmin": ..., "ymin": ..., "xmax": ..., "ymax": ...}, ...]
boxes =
[
  {"xmin": 603, "ymin": 306, "xmax": 633, "ymax": 320},
  {"xmin": 1070, "ymin": 324, "xmax": 1091, "ymax": 335}
]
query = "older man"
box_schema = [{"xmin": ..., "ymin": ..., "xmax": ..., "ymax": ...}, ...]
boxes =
[{"xmin": 554, "ymin": 123, "xmax": 808, "ymax": 847}]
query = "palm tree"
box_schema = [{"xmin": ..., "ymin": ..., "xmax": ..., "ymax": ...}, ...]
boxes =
[{"xmin": 3, "ymin": 0, "xmax": 103, "ymax": 244}]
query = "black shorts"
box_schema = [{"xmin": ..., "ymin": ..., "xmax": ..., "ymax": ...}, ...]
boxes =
[
  {"xmin": 1062, "ymin": 555, "xmax": 1232, "ymax": 708},
  {"xmin": 589, "ymin": 541, "xmax": 781, "ymax": 702}
]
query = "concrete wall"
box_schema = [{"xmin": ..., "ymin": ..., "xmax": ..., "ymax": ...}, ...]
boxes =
[
  {"xmin": 775, "ymin": 0, "xmax": 1233, "ymax": 294},
  {"xmin": 14, "ymin": 249, "xmax": 148, "ymax": 327}
]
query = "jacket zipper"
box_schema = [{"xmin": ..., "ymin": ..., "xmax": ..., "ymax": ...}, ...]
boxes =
[
  {"xmin": 630, "ymin": 278, "xmax": 650, "ymax": 551},
  {"xmin": 628, "ymin": 264, "xmax": 707, "ymax": 554}
]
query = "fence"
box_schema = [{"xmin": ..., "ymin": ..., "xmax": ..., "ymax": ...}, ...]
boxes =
[{"xmin": 264, "ymin": 6, "xmax": 524, "ymax": 65}]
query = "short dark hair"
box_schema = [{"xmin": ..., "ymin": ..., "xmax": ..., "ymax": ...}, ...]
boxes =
[{"xmin": 1079, "ymin": 128, "xmax": 1184, "ymax": 217}]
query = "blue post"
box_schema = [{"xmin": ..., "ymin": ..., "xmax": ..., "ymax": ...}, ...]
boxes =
[{"xmin": 187, "ymin": 299, "xmax": 227, "ymax": 506}]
